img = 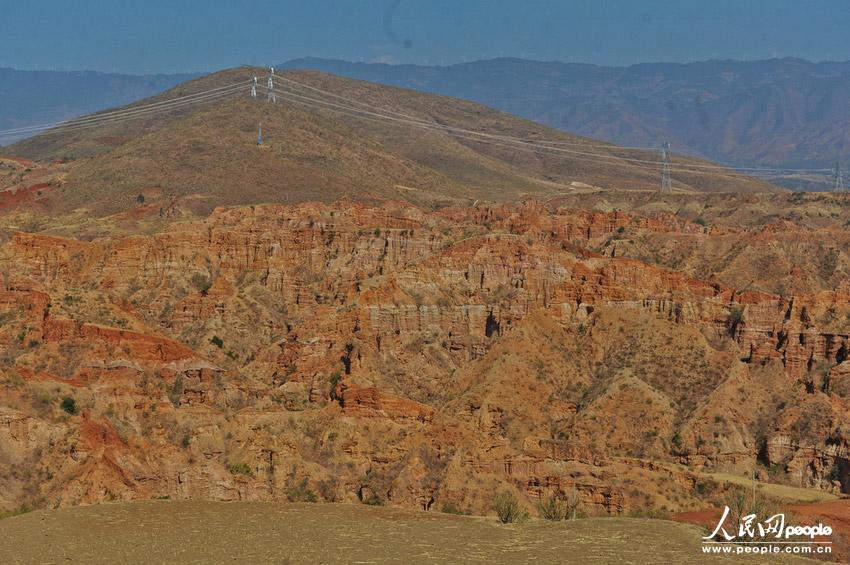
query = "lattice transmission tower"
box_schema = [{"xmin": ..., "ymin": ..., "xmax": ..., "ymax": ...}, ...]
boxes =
[
  {"xmin": 267, "ymin": 67, "xmax": 276, "ymax": 103},
  {"xmin": 660, "ymin": 142, "xmax": 672, "ymax": 194},
  {"xmin": 834, "ymin": 162, "xmax": 846, "ymax": 193}
]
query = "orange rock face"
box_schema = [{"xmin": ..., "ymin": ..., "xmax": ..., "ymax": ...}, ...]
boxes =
[{"xmin": 0, "ymin": 199, "xmax": 848, "ymax": 517}]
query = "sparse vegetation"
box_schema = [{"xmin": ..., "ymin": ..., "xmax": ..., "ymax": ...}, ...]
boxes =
[
  {"xmin": 60, "ymin": 396, "xmax": 77, "ymax": 415},
  {"xmin": 190, "ymin": 273, "xmax": 213, "ymax": 295},
  {"xmin": 286, "ymin": 479, "xmax": 318, "ymax": 503},
  {"xmin": 167, "ymin": 375, "xmax": 184, "ymax": 407},
  {"xmin": 492, "ymin": 491, "xmax": 527, "ymax": 524},
  {"xmin": 226, "ymin": 462, "xmax": 253, "ymax": 476},
  {"xmin": 728, "ymin": 305, "xmax": 744, "ymax": 335},
  {"xmin": 328, "ymin": 371, "xmax": 342, "ymax": 400},
  {"xmin": 536, "ymin": 494, "xmax": 576, "ymax": 521},
  {"xmin": 0, "ymin": 504, "xmax": 32, "ymax": 520}
]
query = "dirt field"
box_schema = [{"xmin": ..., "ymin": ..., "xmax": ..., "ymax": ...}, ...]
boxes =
[{"xmin": 0, "ymin": 501, "xmax": 819, "ymax": 564}]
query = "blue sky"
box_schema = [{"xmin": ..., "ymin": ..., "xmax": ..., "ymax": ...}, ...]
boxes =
[{"xmin": 2, "ymin": 0, "xmax": 849, "ymax": 73}]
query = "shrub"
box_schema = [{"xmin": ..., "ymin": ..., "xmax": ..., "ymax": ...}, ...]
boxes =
[
  {"xmin": 728, "ymin": 306, "xmax": 744, "ymax": 336},
  {"xmin": 0, "ymin": 504, "xmax": 32, "ymax": 520},
  {"xmin": 720, "ymin": 486, "xmax": 777, "ymax": 535},
  {"xmin": 210, "ymin": 335, "xmax": 224, "ymax": 348},
  {"xmin": 440, "ymin": 501, "xmax": 463, "ymax": 515},
  {"xmin": 190, "ymin": 273, "xmax": 213, "ymax": 295},
  {"xmin": 537, "ymin": 492, "xmax": 580, "ymax": 521},
  {"xmin": 363, "ymin": 493, "xmax": 382, "ymax": 506},
  {"xmin": 226, "ymin": 462, "xmax": 253, "ymax": 476},
  {"xmin": 694, "ymin": 217, "xmax": 707, "ymax": 226},
  {"xmin": 537, "ymin": 495, "xmax": 568, "ymax": 521},
  {"xmin": 286, "ymin": 479, "xmax": 319, "ymax": 503},
  {"xmin": 60, "ymin": 396, "xmax": 77, "ymax": 415},
  {"xmin": 328, "ymin": 371, "xmax": 342, "ymax": 400},
  {"xmin": 167, "ymin": 375, "xmax": 184, "ymax": 407},
  {"xmin": 493, "ymin": 491, "xmax": 527, "ymax": 524}
]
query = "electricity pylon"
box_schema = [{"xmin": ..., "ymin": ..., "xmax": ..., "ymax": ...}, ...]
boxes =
[
  {"xmin": 833, "ymin": 162, "xmax": 846, "ymax": 192},
  {"xmin": 660, "ymin": 142, "xmax": 672, "ymax": 194}
]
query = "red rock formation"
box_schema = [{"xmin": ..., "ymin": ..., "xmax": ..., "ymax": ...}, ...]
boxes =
[{"xmin": 0, "ymin": 199, "xmax": 848, "ymax": 516}]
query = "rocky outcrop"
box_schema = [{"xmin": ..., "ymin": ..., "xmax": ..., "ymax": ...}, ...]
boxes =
[{"xmin": 0, "ymin": 199, "xmax": 848, "ymax": 515}]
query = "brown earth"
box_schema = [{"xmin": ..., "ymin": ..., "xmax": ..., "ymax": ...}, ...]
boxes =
[{"xmin": 0, "ymin": 197, "xmax": 848, "ymax": 530}]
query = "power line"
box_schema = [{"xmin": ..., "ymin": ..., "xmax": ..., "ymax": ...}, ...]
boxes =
[
  {"xmin": 272, "ymin": 75, "xmax": 832, "ymax": 175},
  {"xmin": 0, "ymin": 81, "xmax": 250, "ymax": 140},
  {"xmin": 0, "ymin": 88, "xmax": 245, "ymax": 142},
  {"xmin": 258, "ymin": 84, "xmax": 827, "ymax": 180},
  {"xmin": 274, "ymin": 75, "xmax": 653, "ymax": 150}
]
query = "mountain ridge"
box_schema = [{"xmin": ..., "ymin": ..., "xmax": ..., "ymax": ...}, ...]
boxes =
[{"xmin": 2, "ymin": 67, "xmax": 774, "ymax": 226}]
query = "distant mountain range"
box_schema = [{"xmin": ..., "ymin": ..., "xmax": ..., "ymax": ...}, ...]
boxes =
[
  {"xmin": 279, "ymin": 57, "xmax": 850, "ymax": 184},
  {"xmin": 0, "ymin": 68, "xmax": 198, "ymax": 144}
]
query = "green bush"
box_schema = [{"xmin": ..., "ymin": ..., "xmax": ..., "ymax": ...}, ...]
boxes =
[
  {"xmin": 190, "ymin": 273, "xmax": 213, "ymax": 295},
  {"xmin": 226, "ymin": 462, "xmax": 253, "ymax": 476},
  {"xmin": 328, "ymin": 371, "xmax": 342, "ymax": 400},
  {"xmin": 728, "ymin": 305, "xmax": 744, "ymax": 335},
  {"xmin": 60, "ymin": 396, "xmax": 77, "ymax": 415},
  {"xmin": 210, "ymin": 335, "xmax": 224, "ymax": 348}
]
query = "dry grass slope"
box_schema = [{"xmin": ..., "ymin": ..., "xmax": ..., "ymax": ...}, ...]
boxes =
[
  {"xmin": 0, "ymin": 501, "xmax": 817, "ymax": 564},
  {"xmin": 6, "ymin": 68, "xmax": 776, "ymax": 220}
]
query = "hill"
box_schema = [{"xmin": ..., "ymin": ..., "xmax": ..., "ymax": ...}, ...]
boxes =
[
  {"xmin": 279, "ymin": 57, "xmax": 850, "ymax": 188},
  {"xmin": 3, "ymin": 67, "xmax": 774, "ymax": 220}
]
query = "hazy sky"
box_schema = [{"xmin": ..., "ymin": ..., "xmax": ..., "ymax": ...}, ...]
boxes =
[{"xmin": 2, "ymin": 0, "xmax": 849, "ymax": 74}]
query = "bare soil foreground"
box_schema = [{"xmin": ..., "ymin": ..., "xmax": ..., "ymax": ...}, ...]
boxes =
[{"xmin": 0, "ymin": 501, "xmax": 816, "ymax": 564}]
